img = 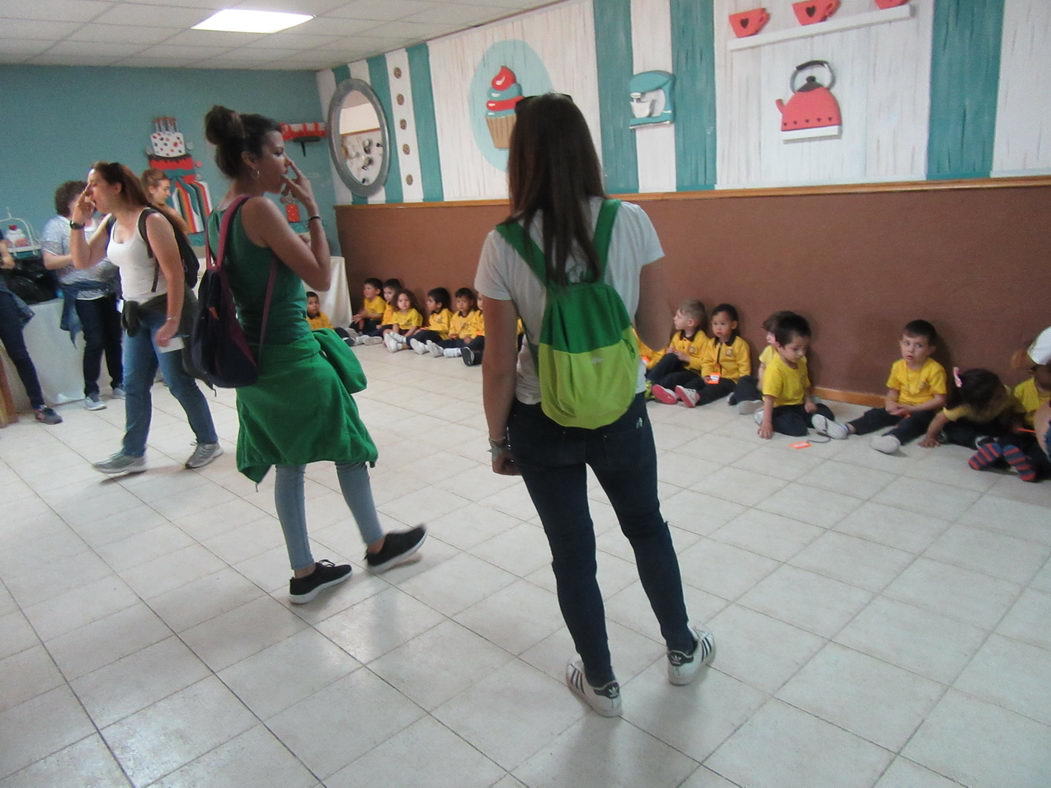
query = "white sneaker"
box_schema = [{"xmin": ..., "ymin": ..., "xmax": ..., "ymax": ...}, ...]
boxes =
[
  {"xmin": 443, "ymin": 347, "xmax": 462, "ymax": 358},
  {"xmin": 361, "ymin": 335, "xmax": 384, "ymax": 346},
  {"xmin": 391, "ymin": 333, "xmax": 407, "ymax": 345},
  {"xmin": 384, "ymin": 334, "xmax": 400, "ymax": 353},
  {"xmin": 84, "ymin": 394, "xmax": 107, "ymax": 411},
  {"xmin": 426, "ymin": 340, "xmax": 443, "ymax": 358},
  {"xmin": 93, "ymin": 452, "xmax": 147, "ymax": 475},
  {"xmin": 410, "ymin": 338, "xmax": 428, "ymax": 355},
  {"xmin": 343, "ymin": 328, "xmax": 360, "ymax": 342},
  {"xmin": 871, "ymin": 434, "xmax": 901, "ymax": 454},
  {"xmin": 737, "ymin": 399, "xmax": 762, "ymax": 415},
  {"xmin": 675, "ymin": 386, "xmax": 701, "ymax": 408},
  {"xmin": 811, "ymin": 413, "xmax": 848, "ymax": 440},
  {"xmin": 667, "ymin": 625, "xmax": 715, "ymax": 685},
  {"xmin": 185, "ymin": 442, "xmax": 223, "ymax": 469},
  {"xmin": 565, "ymin": 658, "xmax": 621, "ymax": 717}
]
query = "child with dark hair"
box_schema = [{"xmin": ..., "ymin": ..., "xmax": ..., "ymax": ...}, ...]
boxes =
[
  {"xmin": 350, "ymin": 277, "xmax": 385, "ymax": 334},
  {"xmin": 408, "ymin": 287, "xmax": 454, "ymax": 354},
  {"xmin": 671, "ymin": 303, "xmax": 751, "ymax": 408},
  {"xmin": 648, "ymin": 299, "xmax": 709, "ymax": 404},
  {"xmin": 356, "ymin": 277, "xmax": 401, "ymax": 345},
  {"xmin": 304, "ymin": 291, "xmax": 333, "ymax": 330},
  {"xmin": 920, "ymin": 368, "xmax": 1023, "ymax": 451},
  {"xmin": 756, "ymin": 313, "xmax": 849, "ymax": 440},
  {"xmin": 425, "ymin": 287, "xmax": 485, "ymax": 360},
  {"xmin": 728, "ymin": 310, "xmax": 794, "ymax": 414},
  {"xmin": 382, "ymin": 289, "xmax": 423, "ymax": 352},
  {"xmin": 845, "ymin": 319, "xmax": 948, "ymax": 454}
]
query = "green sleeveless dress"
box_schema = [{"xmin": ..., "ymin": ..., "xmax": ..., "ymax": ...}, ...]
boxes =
[{"xmin": 206, "ymin": 205, "xmax": 377, "ymax": 482}]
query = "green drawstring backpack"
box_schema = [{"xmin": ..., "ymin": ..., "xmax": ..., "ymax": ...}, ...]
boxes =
[{"xmin": 496, "ymin": 199, "xmax": 639, "ymax": 430}]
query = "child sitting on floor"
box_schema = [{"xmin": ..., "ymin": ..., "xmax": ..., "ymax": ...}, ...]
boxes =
[
  {"xmin": 383, "ymin": 289, "xmax": 424, "ymax": 352},
  {"xmin": 756, "ymin": 312, "xmax": 848, "ymax": 440},
  {"xmin": 920, "ymin": 368, "xmax": 1023, "ymax": 451},
  {"xmin": 728, "ymin": 310, "xmax": 793, "ymax": 415},
  {"xmin": 351, "ymin": 277, "xmax": 385, "ymax": 333},
  {"xmin": 409, "ymin": 287, "xmax": 454, "ymax": 354},
  {"xmin": 305, "ymin": 291, "xmax": 333, "ymax": 331},
  {"xmin": 845, "ymin": 319, "xmax": 948, "ymax": 454},
  {"xmin": 357, "ymin": 278, "xmax": 401, "ymax": 345},
  {"xmin": 648, "ymin": 299, "xmax": 709, "ymax": 404},
  {"xmin": 672, "ymin": 303, "xmax": 751, "ymax": 408},
  {"xmin": 425, "ymin": 287, "xmax": 485, "ymax": 360}
]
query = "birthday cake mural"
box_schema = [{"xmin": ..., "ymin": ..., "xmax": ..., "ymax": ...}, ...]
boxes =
[
  {"xmin": 485, "ymin": 66, "xmax": 524, "ymax": 149},
  {"xmin": 146, "ymin": 117, "xmax": 212, "ymax": 234}
]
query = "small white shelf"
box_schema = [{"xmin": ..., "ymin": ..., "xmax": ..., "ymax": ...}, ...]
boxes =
[{"xmin": 727, "ymin": 4, "xmax": 913, "ymax": 52}]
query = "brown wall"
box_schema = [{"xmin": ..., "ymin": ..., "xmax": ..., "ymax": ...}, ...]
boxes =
[{"xmin": 336, "ymin": 183, "xmax": 1051, "ymax": 398}]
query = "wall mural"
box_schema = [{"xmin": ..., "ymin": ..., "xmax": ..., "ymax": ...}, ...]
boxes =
[{"xmin": 145, "ymin": 117, "xmax": 211, "ymax": 235}]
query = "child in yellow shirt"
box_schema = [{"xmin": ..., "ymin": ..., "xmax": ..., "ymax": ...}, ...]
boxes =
[
  {"xmin": 425, "ymin": 287, "xmax": 485, "ymax": 361},
  {"xmin": 382, "ymin": 289, "xmax": 424, "ymax": 352},
  {"xmin": 728, "ymin": 310, "xmax": 793, "ymax": 415},
  {"xmin": 408, "ymin": 287, "xmax": 453, "ymax": 354},
  {"xmin": 846, "ymin": 320, "xmax": 948, "ymax": 454},
  {"xmin": 648, "ymin": 299, "xmax": 709, "ymax": 404},
  {"xmin": 756, "ymin": 313, "xmax": 849, "ymax": 440},
  {"xmin": 304, "ymin": 291, "xmax": 333, "ymax": 331},
  {"xmin": 671, "ymin": 304, "xmax": 752, "ymax": 408},
  {"xmin": 357, "ymin": 278, "xmax": 401, "ymax": 345},
  {"xmin": 351, "ymin": 277, "xmax": 385, "ymax": 333}
]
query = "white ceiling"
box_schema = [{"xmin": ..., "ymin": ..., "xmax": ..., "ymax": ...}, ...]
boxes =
[{"xmin": 0, "ymin": 0, "xmax": 556, "ymax": 70}]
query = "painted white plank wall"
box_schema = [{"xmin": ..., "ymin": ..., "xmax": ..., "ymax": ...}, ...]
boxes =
[
  {"xmin": 429, "ymin": 0, "xmax": 600, "ymax": 201},
  {"xmin": 385, "ymin": 49, "xmax": 425, "ymax": 203},
  {"xmin": 316, "ymin": 69, "xmax": 354, "ymax": 207},
  {"xmin": 631, "ymin": 0, "xmax": 676, "ymax": 193},
  {"xmin": 994, "ymin": 0, "xmax": 1051, "ymax": 175},
  {"xmin": 715, "ymin": 0, "xmax": 930, "ymax": 187}
]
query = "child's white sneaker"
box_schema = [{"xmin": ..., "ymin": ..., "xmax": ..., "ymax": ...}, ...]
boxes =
[
  {"xmin": 343, "ymin": 328, "xmax": 360, "ymax": 342},
  {"xmin": 391, "ymin": 333, "xmax": 407, "ymax": 345},
  {"xmin": 410, "ymin": 338, "xmax": 428, "ymax": 355},
  {"xmin": 651, "ymin": 384, "xmax": 677, "ymax": 405},
  {"xmin": 737, "ymin": 399, "xmax": 762, "ymax": 415},
  {"xmin": 871, "ymin": 434, "xmax": 901, "ymax": 454},
  {"xmin": 443, "ymin": 347, "xmax": 463, "ymax": 358},
  {"xmin": 361, "ymin": 335, "xmax": 384, "ymax": 346},
  {"xmin": 811, "ymin": 414, "xmax": 848, "ymax": 440},
  {"xmin": 426, "ymin": 340, "xmax": 443, "ymax": 358},
  {"xmin": 675, "ymin": 385, "xmax": 701, "ymax": 408},
  {"xmin": 383, "ymin": 334, "xmax": 400, "ymax": 353}
]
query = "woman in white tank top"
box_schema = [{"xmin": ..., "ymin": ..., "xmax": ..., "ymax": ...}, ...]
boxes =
[{"xmin": 69, "ymin": 161, "xmax": 221, "ymax": 475}]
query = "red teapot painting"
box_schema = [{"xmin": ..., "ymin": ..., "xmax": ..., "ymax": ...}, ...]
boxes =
[{"xmin": 776, "ymin": 60, "xmax": 841, "ymax": 141}]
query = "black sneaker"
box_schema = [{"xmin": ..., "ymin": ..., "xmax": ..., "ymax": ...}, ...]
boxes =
[
  {"xmin": 288, "ymin": 560, "xmax": 352, "ymax": 604},
  {"xmin": 461, "ymin": 346, "xmax": 477, "ymax": 366},
  {"xmin": 34, "ymin": 406, "xmax": 62, "ymax": 425},
  {"xmin": 364, "ymin": 525, "xmax": 427, "ymax": 573}
]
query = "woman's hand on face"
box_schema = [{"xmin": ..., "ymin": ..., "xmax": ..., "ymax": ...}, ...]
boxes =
[
  {"xmin": 72, "ymin": 189, "xmax": 95, "ymax": 225},
  {"xmin": 282, "ymin": 158, "xmax": 316, "ymax": 212}
]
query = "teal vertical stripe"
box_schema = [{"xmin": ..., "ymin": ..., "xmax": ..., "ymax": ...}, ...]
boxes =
[
  {"xmin": 368, "ymin": 54, "xmax": 403, "ymax": 203},
  {"xmin": 671, "ymin": 0, "xmax": 716, "ymax": 190},
  {"xmin": 593, "ymin": 0, "xmax": 638, "ymax": 194},
  {"xmin": 927, "ymin": 0, "xmax": 1004, "ymax": 180},
  {"xmin": 332, "ymin": 64, "xmax": 350, "ymax": 86},
  {"xmin": 407, "ymin": 43, "xmax": 444, "ymax": 202}
]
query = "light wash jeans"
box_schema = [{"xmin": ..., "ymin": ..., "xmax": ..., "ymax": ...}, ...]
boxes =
[
  {"xmin": 275, "ymin": 463, "xmax": 384, "ymax": 571},
  {"xmin": 121, "ymin": 307, "xmax": 217, "ymax": 457}
]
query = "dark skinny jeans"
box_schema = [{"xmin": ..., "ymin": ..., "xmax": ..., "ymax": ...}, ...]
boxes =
[
  {"xmin": 75, "ymin": 294, "xmax": 123, "ymax": 397},
  {"xmin": 508, "ymin": 393, "xmax": 693, "ymax": 687},
  {"xmin": 848, "ymin": 407, "xmax": 935, "ymax": 445},
  {"xmin": 766, "ymin": 402, "xmax": 837, "ymax": 437},
  {"xmin": 646, "ymin": 354, "xmax": 702, "ymax": 390},
  {"xmin": 0, "ymin": 290, "xmax": 45, "ymax": 409}
]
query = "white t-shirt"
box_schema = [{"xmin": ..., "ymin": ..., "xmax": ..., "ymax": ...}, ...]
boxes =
[
  {"xmin": 106, "ymin": 209, "xmax": 164, "ymax": 303},
  {"xmin": 474, "ymin": 198, "xmax": 664, "ymax": 404}
]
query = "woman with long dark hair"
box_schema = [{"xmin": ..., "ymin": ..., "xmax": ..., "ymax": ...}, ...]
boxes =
[
  {"xmin": 69, "ymin": 162, "xmax": 220, "ymax": 474},
  {"xmin": 202, "ymin": 106, "xmax": 424, "ymax": 603},
  {"xmin": 475, "ymin": 94, "xmax": 714, "ymax": 716}
]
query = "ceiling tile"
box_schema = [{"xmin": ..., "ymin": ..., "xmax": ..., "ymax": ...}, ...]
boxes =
[
  {"xmin": 47, "ymin": 40, "xmax": 147, "ymax": 56},
  {"xmin": 241, "ymin": 31, "xmax": 344, "ymax": 49},
  {"xmin": 115, "ymin": 55, "xmax": 199, "ymax": 66},
  {"xmin": 116, "ymin": 0, "xmax": 226, "ymax": 6},
  {"xmin": 163, "ymin": 29, "xmax": 265, "ymax": 47},
  {"xmin": 232, "ymin": 0, "xmax": 345, "ymax": 13},
  {"xmin": 291, "ymin": 16, "xmax": 380, "ymax": 36},
  {"xmin": 30, "ymin": 52, "xmax": 124, "ymax": 66},
  {"xmin": 208, "ymin": 47, "xmax": 301, "ymax": 61},
  {"xmin": 0, "ymin": 19, "xmax": 80, "ymax": 39},
  {"xmin": 0, "ymin": 0, "xmax": 113, "ymax": 23},
  {"xmin": 0, "ymin": 38, "xmax": 54, "ymax": 57},
  {"xmin": 137, "ymin": 43, "xmax": 230, "ymax": 58},
  {"xmin": 69, "ymin": 24, "xmax": 175, "ymax": 44},
  {"xmin": 318, "ymin": 34, "xmax": 402, "ymax": 49},
  {"xmin": 324, "ymin": 0, "xmax": 432, "ymax": 22},
  {"xmin": 408, "ymin": 3, "xmax": 508, "ymax": 26},
  {"xmin": 364, "ymin": 19, "xmax": 456, "ymax": 38},
  {"xmin": 91, "ymin": 3, "xmax": 215, "ymax": 28}
]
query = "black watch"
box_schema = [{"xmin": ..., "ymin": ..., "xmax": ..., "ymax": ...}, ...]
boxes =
[{"xmin": 69, "ymin": 220, "xmax": 85, "ymax": 230}]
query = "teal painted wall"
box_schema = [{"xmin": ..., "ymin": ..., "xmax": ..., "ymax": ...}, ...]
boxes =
[
  {"xmin": 0, "ymin": 65, "xmax": 338, "ymax": 252},
  {"xmin": 593, "ymin": 0, "xmax": 639, "ymax": 194},
  {"xmin": 671, "ymin": 0, "xmax": 716, "ymax": 190}
]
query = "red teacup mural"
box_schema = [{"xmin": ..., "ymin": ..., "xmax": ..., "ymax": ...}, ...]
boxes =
[{"xmin": 729, "ymin": 7, "xmax": 770, "ymax": 38}]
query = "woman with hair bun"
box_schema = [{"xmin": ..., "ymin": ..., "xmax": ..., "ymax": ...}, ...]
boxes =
[
  {"xmin": 203, "ymin": 105, "xmax": 424, "ymax": 603},
  {"xmin": 69, "ymin": 161, "xmax": 220, "ymax": 474}
]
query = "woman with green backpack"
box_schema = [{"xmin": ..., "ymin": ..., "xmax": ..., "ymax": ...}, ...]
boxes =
[{"xmin": 475, "ymin": 93, "xmax": 714, "ymax": 717}]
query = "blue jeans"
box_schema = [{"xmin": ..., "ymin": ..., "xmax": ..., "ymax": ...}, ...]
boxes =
[
  {"xmin": 122, "ymin": 306, "xmax": 216, "ymax": 457},
  {"xmin": 508, "ymin": 393, "xmax": 693, "ymax": 686},
  {"xmin": 274, "ymin": 463, "xmax": 385, "ymax": 571}
]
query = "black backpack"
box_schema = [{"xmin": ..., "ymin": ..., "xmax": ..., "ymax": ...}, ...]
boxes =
[{"xmin": 105, "ymin": 208, "xmax": 200, "ymax": 290}]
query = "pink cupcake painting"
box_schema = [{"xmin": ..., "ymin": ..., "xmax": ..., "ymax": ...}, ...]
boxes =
[{"xmin": 485, "ymin": 66, "xmax": 524, "ymax": 149}]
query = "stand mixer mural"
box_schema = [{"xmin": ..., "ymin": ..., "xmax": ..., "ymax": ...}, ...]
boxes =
[{"xmin": 145, "ymin": 117, "xmax": 212, "ymax": 234}]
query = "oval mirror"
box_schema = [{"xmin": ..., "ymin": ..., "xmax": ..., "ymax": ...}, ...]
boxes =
[{"xmin": 327, "ymin": 78, "xmax": 390, "ymax": 197}]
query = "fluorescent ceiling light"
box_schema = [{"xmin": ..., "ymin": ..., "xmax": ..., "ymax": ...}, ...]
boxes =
[{"xmin": 193, "ymin": 9, "xmax": 312, "ymax": 34}]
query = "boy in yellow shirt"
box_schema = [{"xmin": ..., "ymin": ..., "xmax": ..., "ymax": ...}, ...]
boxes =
[
  {"xmin": 357, "ymin": 277, "xmax": 401, "ymax": 345},
  {"xmin": 351, "ymin": 277, "xmax": 385, "ymax": 333},
  {"xmin": 756, "ymin": 313, "xmax": 848, "ymax": 440},
  {"xmin": 729, "ymin": 310, "xmax": 793, "ymax": 415},
  {"xmin": 648, "ymin": 299, "xmax": 709, "ymax": 404},
  {"xmin": 425, "ymin": 287, "xmax": 485, "ymax": 361},
  {"xmin": 845, "ymin": 320, "xmax": 948, "ymax": 454},
  {"xmin": 304, "ymin": 291, "xmax": 333, "ymax": 331},
  {"xmin": 673, "ymin": 303, "xmax": 752, "ymax": 408}
]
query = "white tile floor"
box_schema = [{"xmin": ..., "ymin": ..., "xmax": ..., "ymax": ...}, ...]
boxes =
[{"xmin": 2, "ymin": 345, "xmax": 1050, "ymax": 787}]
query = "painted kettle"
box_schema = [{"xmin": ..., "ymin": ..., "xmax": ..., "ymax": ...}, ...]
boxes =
[{"xmin": 776, "ymin": 60, "xmax": 842, "ymax": 139}]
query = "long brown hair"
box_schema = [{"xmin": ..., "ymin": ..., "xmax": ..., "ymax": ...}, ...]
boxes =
[
  {"xmin": 506, "ymin": 94, "xmax": 606, "ymax": 286},
  {"xmin": 92, "ymin": 161, "xmax": 148, "ymax": 208}
]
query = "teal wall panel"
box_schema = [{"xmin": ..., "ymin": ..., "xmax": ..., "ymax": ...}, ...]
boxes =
[
  {"xmin": 407, "ymin": 44, "xmax": 444, "ymax": 202},
  {"xmin": 593, "ymin": 0, "xmax": 638, "ymax": 194},
  {"xmin": 368, "ymin": 54, "xmax": 403, "ymax": 203},
  {"xmin": 927, "ymin": 0, "xmax": 1005, "ymax": 180},
  {"xmin": 671, "ymin": 0, "xmax": 717, "ymax": 190}
]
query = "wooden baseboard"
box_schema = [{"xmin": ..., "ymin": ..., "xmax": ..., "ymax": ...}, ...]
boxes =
[{"xmin": 813, "ymin": 387, "xmax": 884, "ymax": 408}]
